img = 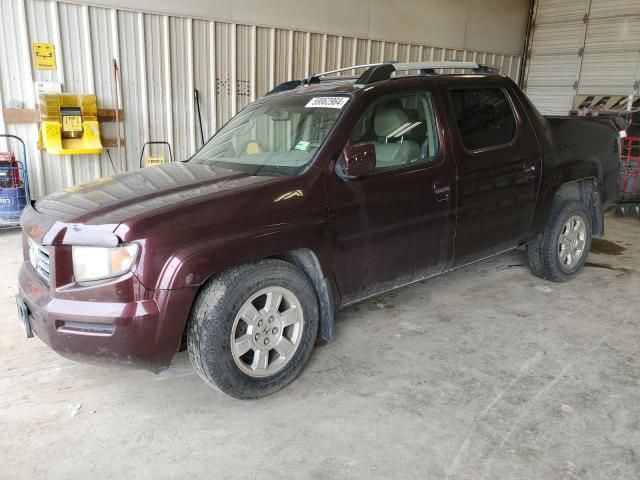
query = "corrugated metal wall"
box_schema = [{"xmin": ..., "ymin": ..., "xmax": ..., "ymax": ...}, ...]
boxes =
[
  {"xmin": 0, "ymin": 0, "xmax": 523, "ymax": 198},
  {"xmin": 524, "ymin": 0, "xmax": 640, "ymax": 115}
]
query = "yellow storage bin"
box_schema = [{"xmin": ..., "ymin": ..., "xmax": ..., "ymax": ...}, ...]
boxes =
[{"xmin": 38, "ymin": 93, "xmax": 103, "ymax": 155}]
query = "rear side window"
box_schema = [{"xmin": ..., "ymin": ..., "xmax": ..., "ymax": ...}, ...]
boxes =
[{"xmin": 449, "ymin": 88, "xmax": 516, "ymax": 151}]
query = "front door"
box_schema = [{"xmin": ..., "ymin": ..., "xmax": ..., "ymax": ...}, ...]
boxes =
[{"xmin": 326, "ymin": 90, "xmax": 455, "ymax": 305}]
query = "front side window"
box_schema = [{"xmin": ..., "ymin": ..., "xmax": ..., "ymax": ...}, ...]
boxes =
[
  {"xmin": 349, "ymin": 92, "xmax": 439, "ymax": 170},
  {"xmin": 190, "ymin": 94, "xmax": 349, "ymax": 176},
  {"xmin": 449, "ymin": 88, "xmax": 517, "ymax": 151}
]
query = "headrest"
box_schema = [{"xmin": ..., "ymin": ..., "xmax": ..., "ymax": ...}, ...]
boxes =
[
  {"xmin": 404, "ymin": 108, "xmax": 420, "ymax": 121},
  {"xmin": 374, "ymin": 107, "xmax": 409, "ymax": 137}
]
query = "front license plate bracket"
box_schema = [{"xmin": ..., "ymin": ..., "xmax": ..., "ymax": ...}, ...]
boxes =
[{"xmin": 16, "ymin": 295, "xmax": 34, "ymax": 338}]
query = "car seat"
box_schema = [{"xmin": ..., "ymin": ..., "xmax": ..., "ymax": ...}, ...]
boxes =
[{"xmin": 373, "ymin": 107, "xmax": 420, "ymax": 168}]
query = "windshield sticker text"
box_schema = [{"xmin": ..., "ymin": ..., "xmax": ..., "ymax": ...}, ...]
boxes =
[{"xmin": 305, "ymin": 97, "xmax": 349, "ymax": 109}]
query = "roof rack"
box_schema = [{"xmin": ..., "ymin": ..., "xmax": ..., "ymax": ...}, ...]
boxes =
[
  {"xmin": 265, "ymin": 61, "xmax": 497, "ymax": 95},
  {"xmin": 265, "ymin": 63, "xmax": 383, "ymax": 95},
  {"xmin": 355, "ymin": 61, "xmax": 496, "ymax": 85}
]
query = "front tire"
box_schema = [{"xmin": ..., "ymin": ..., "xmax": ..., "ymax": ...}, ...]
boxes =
[
  {"xmin": 187, "ymin": 259, "xmax": 319, "ymax": 399},
  {"xmin": 527, "ymin": 201, "xmax": 592, "ymax": 282}
]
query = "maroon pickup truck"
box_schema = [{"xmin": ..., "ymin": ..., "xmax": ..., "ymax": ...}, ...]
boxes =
[{"xmin": 17, "ymin": 61, "xmax": 622, "ymax": 399}]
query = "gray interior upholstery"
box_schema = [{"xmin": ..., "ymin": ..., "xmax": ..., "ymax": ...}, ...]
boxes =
[
  {"xmin": 374, "ymin": 107, "xmax": 409, "ymax": 137},
  {"xmin": 373, "ymin": 107, "xmax": 419, "ymax": 167}
]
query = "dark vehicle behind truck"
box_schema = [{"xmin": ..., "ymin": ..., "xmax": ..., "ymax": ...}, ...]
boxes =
[{"xmin": 17, "ymin": 61, "xmax": 622, "ymax": 398}]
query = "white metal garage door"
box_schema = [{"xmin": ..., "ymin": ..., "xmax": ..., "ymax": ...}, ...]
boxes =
[{"xmin": 524, "ymin": 0, "xmax": 640, "ymax": 115}]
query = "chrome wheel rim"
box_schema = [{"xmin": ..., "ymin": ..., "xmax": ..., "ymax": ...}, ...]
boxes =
[
  {"xmin": 230, "ymin": 287, "xmax": 304, "ymax": 378},
  {"xmin": 558, "ymin": 215, "xmax": 587, "ymax": 270}
]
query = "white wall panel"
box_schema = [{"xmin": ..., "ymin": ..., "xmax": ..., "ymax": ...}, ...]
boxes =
[
  {"xmin": 535, "ymin": 0, "xmax": 589, "ymax": 21},
  {"xmin": 64, "ymin": 0, "xmax": 530, "ymax": 56},
  {"xmin": 579, "ymin": 53, "xmax": 640, "ymax": 96},
  {"xmin": 578, "ymin": 11, "xmax": 640, "ymax": 96},
  {"xmin": 526, "ymin": 0, "xmax": 640, "ymax": 114},
  {"xmin": 89, "ymin": 5, "xmax": 119, "ymax": 177},
  {"xmin": 589, "ymin": 0, "xmax": 640, "ymax": 17},
  {"xmin": 0, "ymin": 0, "xmax": 522, "ymax": 198},
  {"xmin": 192, "ymin": 19, "xmax": 216, "ymax": 146},
  {"xmin": 529, "ymin": 23, "xmax": 585, "ymax": 55},
  {"xmin": 144, "ymin": 14, "xmax": 168, "ymax": 147},
  {"xmin": 1, "ymin": 0, "xmax": 47, "ymax": 196},
  {"xmin": 116, "ymin": 10, "xmax": 146, "ymax": 172},
  {"xmin": 170, "ymin": 16, "xmax": 195, "ymax": 161}
]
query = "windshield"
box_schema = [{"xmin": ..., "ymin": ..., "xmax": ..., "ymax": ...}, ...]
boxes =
[{"xmin": 190, "ymin": 94, "xmax": 350, "ymax": 176}]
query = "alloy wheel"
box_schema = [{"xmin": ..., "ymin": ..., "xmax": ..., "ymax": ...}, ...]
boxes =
[
  {"xmin": 230, "ymin": 287, "xmax": 304, "ymax": 378},
  {"xmin": 558, "ymin": 215, "xmax": 587, "ymax": 270}
]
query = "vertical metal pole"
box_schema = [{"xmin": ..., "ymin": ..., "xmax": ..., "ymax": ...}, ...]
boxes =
[
  {"xmin": 81, "ymin": 5, "xmax": 102, "ymax": 179},
  {"xmin": 51, "ymin": 2, "xmax": 74, "ymax": 186},
  {"xmin": 18, "ymin": 0, "xmax": 45, "ymax": 196},
  {"xmin": 230, "ymin": 23, "xmax": 237, "ymax": 117},
  {"xmin": 287, "ymin": 29, "xmax": 294, "ymax": 79},
  {"xmin": 110, "ymin": 8, "xmax": 125, "ymax": 173},
  {"xmin": 269, "ymin": 28, "xmax": 276, "ymax": 90},
  {"xmin": 137, "ymin": 13, "xmax": 149, "ymax": 148},
  {"xmin": 163, "ymin": 15, "xmax": 173, "ymax": 159},
  {"xmin": 209, "ymin": 21, "xmax": 217, "ymax": 134},
  {"xmin": 321, "ymin": 34, "xmax": 327, "ymax": 71},
  {"xmin": 518, "ymin": 0, "xmax": 537, "ymax": 88},
  {"xmin": 304, "ymin": 31, "xmax": 311, "ymax": 78},
  {"xmin": 50, "ymin": 1, "xmax": 65, "ymax": 89},
  {"xmin": 187, "ymin": 18, "xmax": 196, "ymax": 153},
  {"xmin": 351, "ymin": 38, "xmax": 358, "ymax": 74},
  {"xmin": 250, "ymin": 25, "xmax": 257, "ymax": 101}
]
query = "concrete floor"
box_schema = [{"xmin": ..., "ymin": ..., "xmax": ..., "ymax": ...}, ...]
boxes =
[{"xmin": 1, "ymin": 215, "xmax": 639, "ymax": 479}]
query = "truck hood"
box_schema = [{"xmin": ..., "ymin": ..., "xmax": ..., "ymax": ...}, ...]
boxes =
[{"xmin": 33, "ymin": 162, "xmax": 276, "ymax": 226}]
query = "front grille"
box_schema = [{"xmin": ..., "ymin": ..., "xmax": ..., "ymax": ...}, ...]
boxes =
[{"xmin": 28, "ymin": 238, "xmax": 50, "ymax": 283}]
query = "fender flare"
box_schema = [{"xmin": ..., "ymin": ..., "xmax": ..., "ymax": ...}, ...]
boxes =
[{"xmin": 275, "ymin": 248, "xmax": 336, "ymax": 344}]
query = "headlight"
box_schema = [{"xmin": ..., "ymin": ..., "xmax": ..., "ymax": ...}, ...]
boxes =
[{"xmin": 72, "ymin": 243, "xmax": 139, "ymax": 282}]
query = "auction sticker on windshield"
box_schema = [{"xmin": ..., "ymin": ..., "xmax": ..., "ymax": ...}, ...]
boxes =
[{"xmin": 306, "ymin": 97, "xmax": 349, "ymax": 109}]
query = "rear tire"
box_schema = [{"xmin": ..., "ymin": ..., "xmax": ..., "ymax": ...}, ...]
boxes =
[
  {"xmin": 187, "ymin": 259, "xmax": 319, "ymax": 399},
  {"xmin": 527, "ymin": 201, "xmax": 592, "ymax": 282}
]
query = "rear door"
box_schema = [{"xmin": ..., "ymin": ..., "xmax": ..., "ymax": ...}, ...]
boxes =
[
  {"xmin": 441, "ymin": 81, "xmax": 541, "ymax": 266},
  {"xmin": 326, "ymin": 89, "xmax": 456, "ymax": 305}
]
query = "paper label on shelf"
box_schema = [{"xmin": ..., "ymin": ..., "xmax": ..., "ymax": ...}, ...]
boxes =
[{"xmin": 62, "ymin": 115, "xmax": 83, "ymax": 133}]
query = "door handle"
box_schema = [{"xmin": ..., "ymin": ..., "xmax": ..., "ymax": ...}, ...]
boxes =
[
  {"xmin": 433, "ymin": 181, "xmax": 451, "ymax": 202},
  {"xmin": 523, "ymin": 159, "xmax": 538, "ymax": 179}
]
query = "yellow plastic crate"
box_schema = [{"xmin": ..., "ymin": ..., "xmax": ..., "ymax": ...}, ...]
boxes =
[{"xmin": 38, "ymin": 94, "xmax": 103, "ymax": 155}]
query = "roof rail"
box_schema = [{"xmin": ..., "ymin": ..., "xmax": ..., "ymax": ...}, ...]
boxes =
[
  {"xmin": 265, "ymin": 63, "xmax": 385, "ymax": 95},
  {"xmin": 265, "ymin": 61, "xmax": 498, "ymax": 95},
  {"xmin": 355, "ymin": 61, "xmax": 495, "ymax": 85},
  {"xmin": 305, "ymin": 63, "xmax": 384, "ymax": 82}
]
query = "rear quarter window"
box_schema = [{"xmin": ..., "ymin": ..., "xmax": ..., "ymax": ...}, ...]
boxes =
[{"xmin": 449, "ymin": 88, "xmax": 517, "ymax": 151}]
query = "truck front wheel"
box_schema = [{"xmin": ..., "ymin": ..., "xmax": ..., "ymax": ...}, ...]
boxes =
[
  {"xmin": 527, "ymin": 201, "xmax": 592, "ymax": 282},
  {"xmin": 187, "ymin": 259, "xmax": 319, "ymax": 399}
]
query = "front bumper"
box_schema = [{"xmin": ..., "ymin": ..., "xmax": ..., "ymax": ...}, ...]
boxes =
[{"xmin": 18, "ymin": 261, "xmax": 198, "ymax": 371}]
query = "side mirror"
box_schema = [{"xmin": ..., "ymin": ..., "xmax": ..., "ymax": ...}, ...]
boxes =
[{"xmin": 336, "ymin": 142, "xmax": 376, "ymax": 179}]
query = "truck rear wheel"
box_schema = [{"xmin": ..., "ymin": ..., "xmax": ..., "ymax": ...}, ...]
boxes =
[
  {"xmin": 187, "ymin": 259, "xmax": 319, "ymax": 399},
  {"xmin": 527, "ymin": 201, "xmax": 592, "ymax": 282}
]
